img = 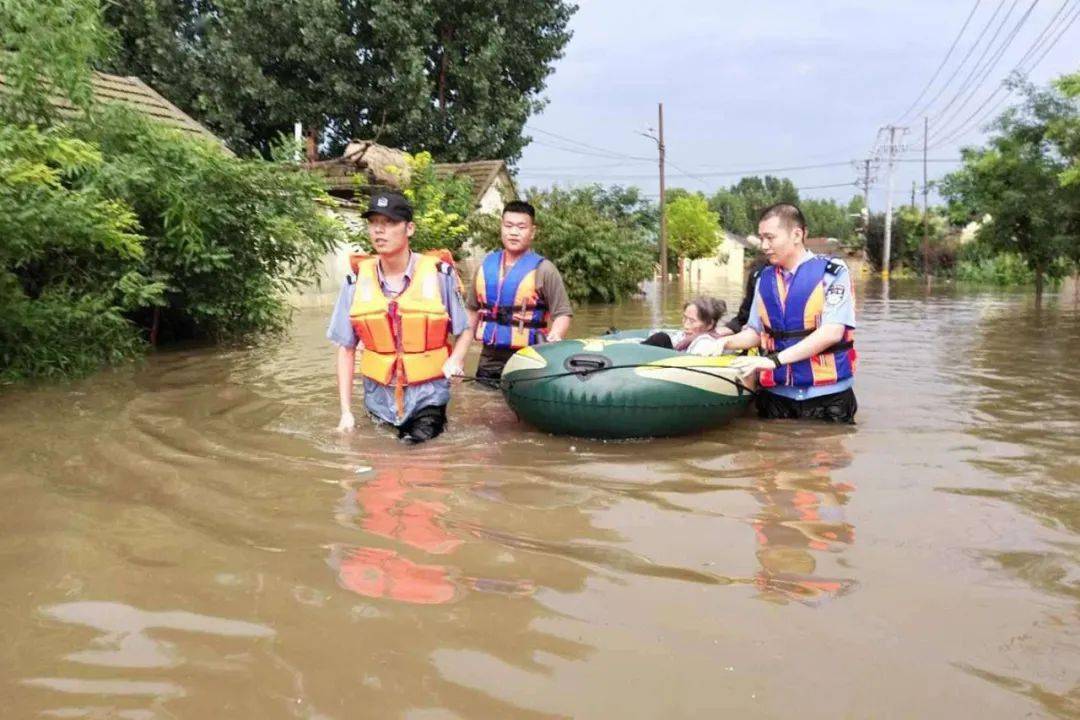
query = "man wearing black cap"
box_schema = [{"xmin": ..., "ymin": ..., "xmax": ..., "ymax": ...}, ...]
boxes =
[{"xmin": 326, "ymin": 190, "xmax": 472, "ymax": 442}]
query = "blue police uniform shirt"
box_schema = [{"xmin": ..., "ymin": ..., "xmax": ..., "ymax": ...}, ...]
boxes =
[
  {"xmin": 326, "ymin": 252, "xmax": 470, "ymax": 425},
  {"xmin": 747, "ymin": 250, "xmax": 856, "ymax": 401}
]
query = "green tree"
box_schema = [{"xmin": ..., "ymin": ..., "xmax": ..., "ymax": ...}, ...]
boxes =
[
  {"xmin": 1051, "ymin": 70, "xmax": 1080, "ymax": 187},
  {"xmin": 708, "ymin": 189, "xmax": 752, "ymax": 236},
  {"xmin": 940, "ymin": 79, "xmax": 1080, "ymax": 301},
  {"xmin": 0, "ymin": 0, "xmax": 111, "ymax": 124},
  {"xmin": 78, "ymin": 105, "xmax": 345, "ymax": 341},
  {"xmin": 374, "ymin": 151, "xmax": 476, "ymax": 257},
  {"xmin": 666, "ymin": 194, "xmax": 720, "ymax": 263},
  {"xmin": 102, "ymin": 0, "xmax": 576, "ymax": 160},
  {"xmin": 0, "ymin": 124, "xmax": 146, "ymax": 381},
  {"xmin": 801, "ymin": 198, "xmax": 855, "ymax": 242}
]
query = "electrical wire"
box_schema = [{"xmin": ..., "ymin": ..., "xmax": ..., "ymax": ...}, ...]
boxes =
[
  {"xmin": 927, "ymin": 0, "xmax": 1080, "ymax": 148},
  {"xmin": 894, "ymin": 0, "xmax": 984, "ymax": 126},
  {"xmin": 930, "ymin": 0, "xmax": 1040, "ymax": 137},
  {"xmin": 908, "ymin": 0, "xmax": 1011, "ymax": 121}
]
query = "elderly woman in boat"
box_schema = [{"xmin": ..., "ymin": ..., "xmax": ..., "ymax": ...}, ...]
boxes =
[{"xmin": 642, "ymin": 297, "xmax": 728, "ymax": 356}]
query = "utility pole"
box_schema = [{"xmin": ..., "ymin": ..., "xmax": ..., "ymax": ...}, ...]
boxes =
[
  {"xmin": 658, "ymin": 103, "xmax": 667, "ymax": 283},
  {"xmin": 640, "ymin": 105, "xmax": 667, "ymax": 283},
  {"xmin": 853, "ymin": 158, "xmax": 875, "ymax": 256},
  {"xmin": 862, "ymin": 159, "xmax": 872, "ymax": 218},
  {"xmin": 922, "ymin": 116, "xmax": 930, "ymax": 277},
  {"xmin": 880, "ymin": 125, "xmax": 907, "ymax": 280}
]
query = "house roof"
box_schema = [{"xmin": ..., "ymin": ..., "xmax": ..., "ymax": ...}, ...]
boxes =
[
  {"xmin": 434, "ymin": 160, "xmax": 515, "ymax": 204},
  {"xmin": 0, "ymin": 71, "xmax": 226, "ymax": 147}
]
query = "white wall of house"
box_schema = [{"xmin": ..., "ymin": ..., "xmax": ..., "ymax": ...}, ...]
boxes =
[
  {"xmin": 289, "ymin": 205, "xmax": 364, "ymax": 309},
  {"xmin": 685, "ymin": 233, "xmax": 746, "ymax": 285},
  {"xmin": 461, "ymin": 172, "xmax": 514, "ymax": 279}
]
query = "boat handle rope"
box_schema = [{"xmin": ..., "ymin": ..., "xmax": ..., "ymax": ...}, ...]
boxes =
[{"xmin": 462, "ymin": 362, "xmax": 759, "ymax": 397}]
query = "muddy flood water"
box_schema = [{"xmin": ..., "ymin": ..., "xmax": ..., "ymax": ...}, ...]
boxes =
[{"xmin": 1, "ymin": 277, "xmax": 1078, "ymax": 719}]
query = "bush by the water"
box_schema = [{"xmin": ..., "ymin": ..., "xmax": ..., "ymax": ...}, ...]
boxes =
[
  {"xmin": 954, "ymin": 247, "xmax": 1034, "ymax": 286},
  {"xmin": 1, "ymin": 112, "xmax": 345, "ymax": 383}
]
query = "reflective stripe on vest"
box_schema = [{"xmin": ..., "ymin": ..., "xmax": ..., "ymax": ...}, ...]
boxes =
[
  {"xmin": 348, "ymin": 254, "xmax": 451, "ymax": 387},
  {"xmin": 474, "ymin": 250, "xmax": 549, "ymax": 350},
  {"xmin": 756, "ymin": 255, "xmax": 856, "ymax": 389}
]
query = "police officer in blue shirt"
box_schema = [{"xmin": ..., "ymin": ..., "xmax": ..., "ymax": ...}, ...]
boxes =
[
  {"xmin": 721, "ymin": 203, "xmax": 858, "ymax": 423},
  {"xmin": 326, "ymin": 191, "xmax": 472, "ymax": 442}
]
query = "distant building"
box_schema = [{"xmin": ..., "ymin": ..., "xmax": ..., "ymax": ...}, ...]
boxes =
[{"xmin": 684, "ymin": 231, "xmax": 759, "ymax": 286}]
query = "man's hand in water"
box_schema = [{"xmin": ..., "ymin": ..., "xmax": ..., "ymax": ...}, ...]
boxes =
[
  {"xmin": 442, "ymin": 358, "xmax": 464, "ymax": 380},
  {"xmin": 336, "ymin": 411, "xmax": 356, "ymax": 432}
]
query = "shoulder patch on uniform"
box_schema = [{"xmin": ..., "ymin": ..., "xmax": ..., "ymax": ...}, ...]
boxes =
[
  {"xmin": 436, "ymin": 261, "xmax": 454, "ymax": 275},
  {"xmin": 345, "ymin": 274, "xmax": 355, "ymax": 286},
  {"xmin": 825, "ymin": 258, "xmax": 847, "ymax": 276}
]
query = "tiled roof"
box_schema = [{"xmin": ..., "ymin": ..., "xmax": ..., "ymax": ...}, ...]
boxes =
[
  {"xmin": 434, "ymin": 160, "xmax": 513, "ymax": 203},
  {"xmin": 0, "ymin": 71, "xmax": 226, "ymax": 147}
]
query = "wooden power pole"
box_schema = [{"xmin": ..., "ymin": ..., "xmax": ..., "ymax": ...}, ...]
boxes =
[
  {"xmin": 922, "ymin": 116, "xmax": 930, "ymax": 277},
  {"xmin": 881, "ymin": 124, "xmax": 906, "ymax": 280},
  {"xmin": 658, "ymin": 103, "xmax": 667, "ymax": 283}
]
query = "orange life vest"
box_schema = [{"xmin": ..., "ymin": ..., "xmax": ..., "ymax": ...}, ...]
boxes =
[{"xmin": 348, "ymin": 253, "xmax": 452, "ymax": 397}]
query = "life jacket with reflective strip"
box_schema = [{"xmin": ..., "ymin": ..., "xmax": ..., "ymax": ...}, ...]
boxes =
[
  {"xmin": 348, "ymin": 253, "xmax": 452, "ymax": 399},
  {"xmin": 757, "ymin": 255, "xmax": 856, "ymax": 389},
  {"xmin": 473, "ymin": 250, "xmax": 549, "ymax": 350}
]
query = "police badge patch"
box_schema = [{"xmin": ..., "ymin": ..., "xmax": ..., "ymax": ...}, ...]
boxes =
[{"xmin": 825, "ymin": 284, "xmax": 846, "ymax": 306}]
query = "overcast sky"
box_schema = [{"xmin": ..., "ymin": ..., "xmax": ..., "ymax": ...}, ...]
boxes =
[{"xmin": 514, "ymin": 0, "xmax": 1080, "ymax": 211}]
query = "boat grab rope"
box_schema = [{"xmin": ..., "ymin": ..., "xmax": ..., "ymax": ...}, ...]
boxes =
[{"xmin": 462, "ymin": 362, "xmax": 759, "ymax": 398}]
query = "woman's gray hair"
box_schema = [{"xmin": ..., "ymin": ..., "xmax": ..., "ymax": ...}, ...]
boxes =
[{"xmin": 684, "ymin": 296, "xmax": 727, "ymax": 331}]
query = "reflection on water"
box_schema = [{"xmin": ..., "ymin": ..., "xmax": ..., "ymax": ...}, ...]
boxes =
[
  {"xmin": 1, "ymin": 278, "xmax": 1078, "ymax": 718},
  {"xmin": 748, "ymin": 436, "xmax": 857, "ymax": 606}
]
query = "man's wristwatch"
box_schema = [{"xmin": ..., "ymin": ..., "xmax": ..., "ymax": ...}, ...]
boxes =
[{"xmin": 766, "ymin": 352, "xmax": 782, "ymax": 368}]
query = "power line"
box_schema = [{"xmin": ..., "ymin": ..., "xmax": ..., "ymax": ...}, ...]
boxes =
[
  {"xmin": 927, "ymin": 0, "xmax": 1080, "ymax": 148},
  {"xmin": 894, "ymin": 0, "xmax": 984, "ymax": 126},
  {"xmin": 928, "ymin": 0, "xmax": 1028, "ymax": 125},
  {"xmin": 515, "ymin": 158, "xmax": 962, "ymax": 181},
  {"xmin": 909, "ymin": 0, "xmax": 1011, "ymax": 120},
  {"xmin": 930, "ymin": 0, "xmax": 1040, "ymax": 137},
  {"xmin": 525, "ymin": 125, "xmax": 653, "ymax": 161},
  {"xmin": 798, "ymin": 181, "xmax": 860, "ymax": 191}
]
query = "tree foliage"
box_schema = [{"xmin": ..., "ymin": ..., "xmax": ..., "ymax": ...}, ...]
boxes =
[
  {"xmin": 666, "ymin": 194, "xmax": 720, "ymax": 261},
  {"xmin": 0, "ymin": 124, "xmax": 145, "ymax": 381},
  {"xmin": 1, "ymin": 0, "xmax": 347, "ymax": 382},
  {"xmin": 101, "ymin": 0, "xmax": 577, "ymax": 160},
  {"xmin": 801, "ymin": 197, "xmax": 859, "ymax": 243},
  {"xmin": 940, "ymin": 78, "xmax": 1080, "ymax": 299},
  {"xmin": 708, "ymin": 175, "xmax": 800, "ymax": 236},
  {"xmin": 1051, "ymin": 70, "xmax": 1080, "ymax": 188},
  {"xmin": 381, "ymin": 151, "xmax": 475, "ymax": 257},
  {"xmin": 77, "ymin": 105, "xmax": 345, "ymax": 340},
  {"xmin": 0, "ymin": 0, "xmax": 111, "ymax": 124}
]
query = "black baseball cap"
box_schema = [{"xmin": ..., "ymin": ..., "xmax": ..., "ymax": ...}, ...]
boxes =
[{"xmin": 362, "ymin": 191, "xmax": 413, "ymax": 222}]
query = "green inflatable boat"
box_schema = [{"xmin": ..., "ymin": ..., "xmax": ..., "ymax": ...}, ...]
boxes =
[{"xmin": 499, "ymin": 330, "xmax": 753, "ymax": 439}]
